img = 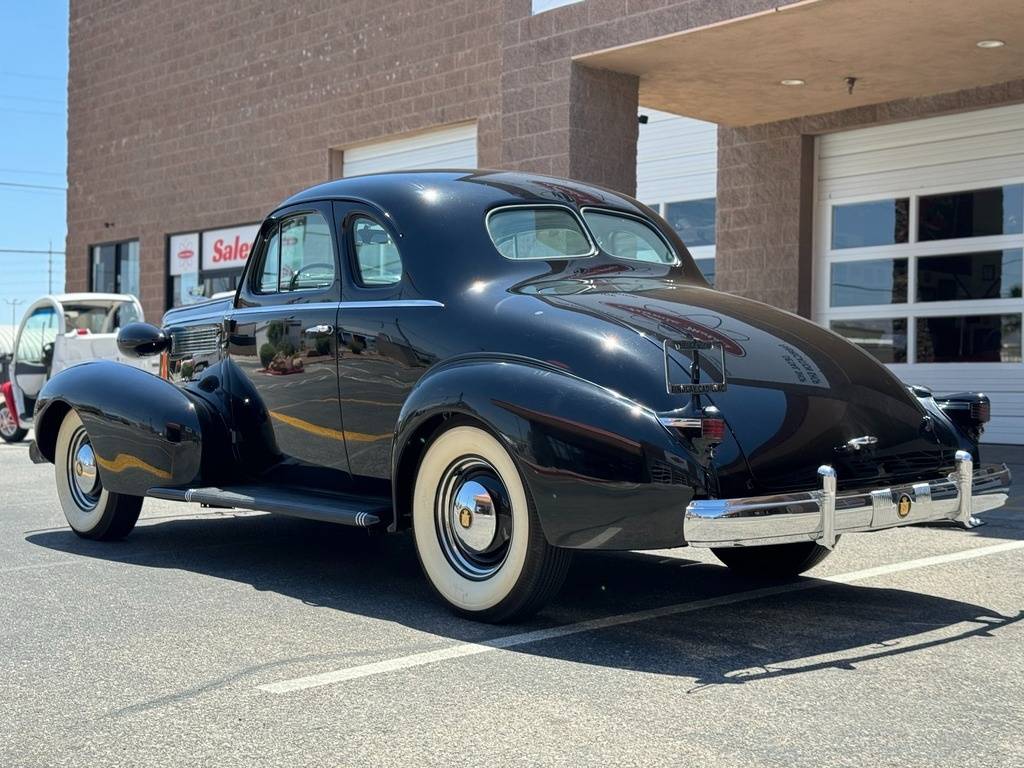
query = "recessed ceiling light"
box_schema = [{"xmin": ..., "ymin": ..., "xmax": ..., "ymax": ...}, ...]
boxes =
[
  {"xmin": 976, "ymin": 39, "xmax": 1005, "ymax": 48},
  {"xmin": 780, "ymin": 79, "xmax": 806, "ymax": 86}
]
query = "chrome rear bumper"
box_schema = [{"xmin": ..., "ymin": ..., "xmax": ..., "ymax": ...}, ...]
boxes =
[{"xmin": 685, "ymin": 451, "xmax": 1012, "ymax": 549}]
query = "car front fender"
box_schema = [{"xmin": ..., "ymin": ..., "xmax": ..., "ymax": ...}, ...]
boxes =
[
  {"xmin": 32, "ymin": 361, "xmax": 213, "ymax": 496},
  {"xmin": 393, "ymin": 355, "xmax": 705, "ymax": 550}
]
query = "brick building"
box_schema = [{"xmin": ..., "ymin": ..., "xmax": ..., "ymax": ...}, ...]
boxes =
[{"xmin": 67, "ymin": 0, "xmax": 1024, "ymax": 441}]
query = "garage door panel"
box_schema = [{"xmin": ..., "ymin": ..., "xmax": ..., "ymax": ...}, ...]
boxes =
[
  {"xmin": 342, "ymin": 123, "xmax": 477, "ymax": 178},
  {"xmin": 817, "ymin": 103, "xmax": 1024, "ymax": 444}
]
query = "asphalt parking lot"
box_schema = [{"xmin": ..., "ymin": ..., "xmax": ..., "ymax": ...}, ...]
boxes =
[{"xmin": 1, "ymin": 439, "xmax": 1021, "ymax": 768}]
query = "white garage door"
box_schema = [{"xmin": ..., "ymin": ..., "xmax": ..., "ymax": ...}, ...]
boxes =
[
  {"xmin": 636, "ymin": 108, "xmax": 718, "ymax": 283},
  {"xmin": 815, "ymin": 103, "xmax": 1024, "ymax": 444},
  {"xmin": 342, "ymin": 123, "xmax": 477, "ymax": 178}
]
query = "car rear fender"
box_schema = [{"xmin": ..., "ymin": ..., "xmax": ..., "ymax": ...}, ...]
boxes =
[
  {"xmin": 392, "ymin": 355, "xmax": 704, "ymax": 550},
  {"xmin": 32, "ymin": 360, "xmax": 222, "ymax": 496}
]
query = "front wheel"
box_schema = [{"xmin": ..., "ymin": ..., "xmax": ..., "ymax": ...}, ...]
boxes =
[
  {"xmin": 412, "ymin": 421, "xmax": 571, "ymax": 623},
  {"xmin": 55, "ymin": 410, "xmax": 143, "ymax": 540},
  {"xmin": 712, "ymin": 539, "xmax": 837, "ymax": 577},
  {"xmin": 0, "ymin": 402, "xmax": 27, "ymax": 443}
]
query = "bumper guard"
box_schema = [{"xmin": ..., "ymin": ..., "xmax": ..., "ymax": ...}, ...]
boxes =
[{"xmin": 685, "ymin": 451, "xmax": 1011, "ymax": 549}]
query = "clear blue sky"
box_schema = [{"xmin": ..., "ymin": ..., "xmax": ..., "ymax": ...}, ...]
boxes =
[{"xmin": 0, "ymin": 2, "xmax": 68, "ymax": 327}]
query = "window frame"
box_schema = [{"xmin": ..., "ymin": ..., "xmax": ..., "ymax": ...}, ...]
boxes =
[
  {"xmin": 89, "ymin": 239, "xmax": 140, "ymax": 296},
  {"xmin": 645, "ymin": 197, "xmax": 716, "ymax": 284},
  {"xmin": 485, "ymin": 204, "xmax": 597, "ymax": 262},
  {"xmin": 579, "ymin": 206, "xmax": 680, "ymax": 266},
  {"xmin": 236, "ymin": 203, "xmax": 341, "ymax": 309},
  {"xmin": 348, "ymin": 213, "xmax": 405, "ymax": 288}
]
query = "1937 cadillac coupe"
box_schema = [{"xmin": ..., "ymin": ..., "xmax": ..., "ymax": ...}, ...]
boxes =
[{"xmin": 30, "ymin": 171, "xmax": 1012, "ymax": 622}]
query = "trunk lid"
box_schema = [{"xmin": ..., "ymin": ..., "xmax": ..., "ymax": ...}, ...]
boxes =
[{"xmin": 542, "ymin": 278, "xmax": 953, "ymax": 495}]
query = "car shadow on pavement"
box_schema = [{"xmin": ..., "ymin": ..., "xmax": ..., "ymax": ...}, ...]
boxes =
[{"xmin": 25, "ymin": 509, "xmax": 1024, "ymax": 690}]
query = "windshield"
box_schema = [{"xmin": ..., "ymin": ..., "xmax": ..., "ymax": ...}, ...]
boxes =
[
  {"xmin": 63, "ymin": 301, "xmax": 141, "ymax": 334},
  {"xmin": 581, "ymin": 210, "xmax": 677, "ymax": 264}
]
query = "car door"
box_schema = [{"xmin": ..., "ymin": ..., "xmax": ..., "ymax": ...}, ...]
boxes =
[
  {"xmin": 13, "ymin": 303, "xmax": 60, "ymax": 417},
  {"xmin": 333, "ymin": 202, "xmax": 437, "ymax": 481},
  {"xmin": 226, "ymin": 202, "xmax": 351, "ymax": 488}
]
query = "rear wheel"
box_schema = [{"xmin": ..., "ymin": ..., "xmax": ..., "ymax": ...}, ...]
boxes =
[
  {"xmin": 0, "ymin": 402, "xmax": 27, "ymax": 443},
  {"xmin": 412, "ymin": 421, "xmax": 571, "ymax": 623},
  {"xmin": 712, "ymin": 539, "xmax": 837, "ymax": 577},
  {"xmin": 55, "ymin": 410, "xmax": 142, "ymax": 540}
]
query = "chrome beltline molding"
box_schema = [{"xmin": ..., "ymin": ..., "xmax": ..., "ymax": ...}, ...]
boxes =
[
  {"xmin": 685, "ymin": 451, "xmax": 1012, "ymax": 548},
  {"xmin": 224, "ymin": 299, "xmax": 445, "ymax": 317}
]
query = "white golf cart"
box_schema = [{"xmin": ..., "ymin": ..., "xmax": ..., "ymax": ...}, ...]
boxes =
[{"xmin": 0, "ymin": 293, "xmax": 152, "ymax": 443}]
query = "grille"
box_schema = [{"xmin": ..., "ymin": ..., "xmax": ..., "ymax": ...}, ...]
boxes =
[{"xmin": 170, "ymin": 325, "xmax": 220, "ymax": 356}]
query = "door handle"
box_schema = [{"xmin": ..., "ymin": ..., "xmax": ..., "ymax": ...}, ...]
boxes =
[{"xmin": 303, "ymin": 324, "xmax": 334, "ymax": 337}]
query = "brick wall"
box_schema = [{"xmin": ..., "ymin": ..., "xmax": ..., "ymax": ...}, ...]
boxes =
[
  {"xmin": 68, "ymin": 0, "xmax": 504, "ymax": 318},
  {"xmin": 68, "ymin": 0, "xmax": 1024, "ymax": 320},
  {"xmin": 716, "ymin": 79, "xmax": 1024, "ymax": 315}
]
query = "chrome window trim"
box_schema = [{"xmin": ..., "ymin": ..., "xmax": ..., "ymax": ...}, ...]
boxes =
[
  {"xmin": 580, "ymin": 206, "xmax": 681, "ymax": 266},
  {"xmin": 227, "ymin": 300, "xmax": 444, "ymax": 317},
  {"xmin": 485, "ymin": 203, "xmax": 598, "ymax": 261}
]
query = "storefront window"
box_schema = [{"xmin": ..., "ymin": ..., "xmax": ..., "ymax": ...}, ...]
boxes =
[
  {"xmin": 91, "ymin": 240, "xmax": 140, "ymax": 297},
  {"xmin": 830, "ymin": 259, "xmax": 908, "ymax": 306},
  {"xmin": 831, "ymin": 199, "xmax": 909, "ymax": 249},
  {"xmin": 917, "ymin": 249, "xmax": 1023, "ymax": 302},
  {"xmin": 168, "ymin": 225, "xmax": 259, "ymax": 307},
  {"xmin": 916, "ymin": 314, "xmax": 1022, "ymax": 363},
  {"xmin": 918, "ymin": 184, "xmax": 1023, "ymax": 241},
  {"xmin": 664, "ymin": 198, "xmax": 716, "ymax": 247}
]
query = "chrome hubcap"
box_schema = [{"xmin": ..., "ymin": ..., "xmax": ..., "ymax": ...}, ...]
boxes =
[
  {"xmin": 67, "ymin": 428, "xmax": 100, "ymax": 510},
  {"xmin": 436, "ymin": 457, "xmax": 513, "ymax": 580}
]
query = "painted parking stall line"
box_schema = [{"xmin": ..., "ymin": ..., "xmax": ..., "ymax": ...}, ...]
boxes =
[{"xmin": 259, "ymin": 539, "xmax": 1024, "ymax": 694}]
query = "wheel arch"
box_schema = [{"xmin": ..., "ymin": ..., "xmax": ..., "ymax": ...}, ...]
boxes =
[
  {"xmin": 33, "ymin": 361, "xmax": 222, "ymax": 495},
  {"xmin": 391, "ymin": 355, "xmax": 702, "ymax": 549}
]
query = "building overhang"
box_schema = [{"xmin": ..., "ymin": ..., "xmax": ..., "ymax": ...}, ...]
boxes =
[{"xmin": 575, "ymin": 0, "xmax": 1024, "ymax": 126}]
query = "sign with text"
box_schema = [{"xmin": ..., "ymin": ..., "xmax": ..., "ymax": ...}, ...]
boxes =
[
  {"xmin": 168, "ymin": 233, "xmax": 199, "ymax": 276},
  {"xmin": 201, "ymin": 224, "xmax": 259, "ymax": 271}
]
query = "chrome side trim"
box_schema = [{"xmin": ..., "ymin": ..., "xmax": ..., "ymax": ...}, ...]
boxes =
[
  {"xmin": 338, "ymin": 300, "xmax": 445, "ymax": 309},
  {"xmin": 226, "ymin": 300, "xmax": 445, "ymax": 318},
  {"xmin": 684, "ymin": 454, "xmax": 1011, "ymax": 548}
]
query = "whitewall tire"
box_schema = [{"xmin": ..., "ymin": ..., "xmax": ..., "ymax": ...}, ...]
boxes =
[
  {"xmin": 55, "ymin": 410, "xmax": 142, "ymax": 540},
  {"xmin": 412, "ymin": 421, "xmax": 571, "ymax": 622}
]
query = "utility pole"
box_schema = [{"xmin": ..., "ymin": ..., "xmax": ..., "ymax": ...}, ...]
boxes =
[
  {"xmin": 5, "ymin": 299, "xmax": 24, "ymax": 330},
  {"xmin": 48, "ymin": 240, "xmax": 53, "ymax": 294}
]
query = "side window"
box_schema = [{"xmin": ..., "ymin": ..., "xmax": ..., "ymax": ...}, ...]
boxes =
[
  {"xmin": 16, "ymin": 307, "xmax": 59, "ymax": 364},
  {"xmin": 353, "ymin": 217, "xmax": 403, "ymax": 286},
  {"xmin": 258, "ymin": 227, "xmax": 281, "ymax": 293},
  {"xmin": 254, "ymin": 212, "xmax": 335, "ymax": 294}
]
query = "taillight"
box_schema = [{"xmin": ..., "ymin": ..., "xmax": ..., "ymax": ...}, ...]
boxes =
[
  {"xmin": 969, "ymin": 400, "xmax": 991, "ymax": 424},
  {"xmin": 701, "ymin": 417, "xmax": 726, "ymax": 443},
  {"xmin": 659, "ymin": 408, "xmax": 727, "ymax": 445}
]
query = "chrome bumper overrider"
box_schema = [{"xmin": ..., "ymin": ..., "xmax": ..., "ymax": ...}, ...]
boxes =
[{"xmin": 685, "ymin": 451, "xmax": 1012, "ymax": 549}]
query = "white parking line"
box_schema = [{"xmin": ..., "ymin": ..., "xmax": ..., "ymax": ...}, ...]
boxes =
[{"xmin": 259, "ymin": 539, "xmax": 1024, "ymax": 694}]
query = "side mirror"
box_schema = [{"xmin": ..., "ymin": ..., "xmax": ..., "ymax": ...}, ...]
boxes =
[{"xmin": 117, "ymin": 322, "xmax": 170, "ymax": 358}]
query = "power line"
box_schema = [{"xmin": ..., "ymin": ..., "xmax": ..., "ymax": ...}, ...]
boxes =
[
  {"xmin": 0, "ymin": 71, "xmax": 63, "ymax": 81},
  {"xmin": 0, "ymin": 248, "xmax": 67, "ymax": 255},
  {"xmin": 0, "ymin": 93, "xmax": 65, "ymax": 105},
  {"xmin": 0, "ymin": 167, "xmax": 65, "ymax": 177},
  {"xmin": 0, "ymin": 107, "xmax": 63, "ymax": 118},
  {"xmin": 0, "ymin": 181, "xmax": 67, "ymax": 191}
]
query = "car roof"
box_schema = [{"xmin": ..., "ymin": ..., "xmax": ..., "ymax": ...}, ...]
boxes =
[
  {"xmin": 53, "ymin": 293, "xmax": 139, "ymax": 304},
  {"xmin": 276, "ymin": 169, "xmax": 649, "ymax": 219}
]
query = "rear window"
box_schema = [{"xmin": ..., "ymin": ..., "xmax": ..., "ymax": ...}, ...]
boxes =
[
  {"xmin": 486, "ymin": 207, "xmax": 593, "ymax": 260},
  {"xmin": 582, "ymin": 210, "xmax": 676, "ymax": 264}
]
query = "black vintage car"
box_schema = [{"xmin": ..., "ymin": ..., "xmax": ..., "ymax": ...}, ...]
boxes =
[{"xmin": 30, "ymin": 171, "xmax": 1012, "ymax": 621}]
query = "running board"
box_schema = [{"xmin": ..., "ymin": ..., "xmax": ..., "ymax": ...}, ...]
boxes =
[{"xmin": 147, "ymin": 485, "xmax": 388, "ymax": 528}]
